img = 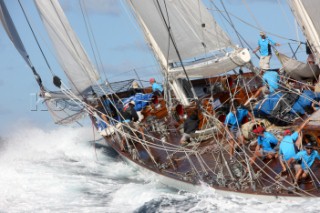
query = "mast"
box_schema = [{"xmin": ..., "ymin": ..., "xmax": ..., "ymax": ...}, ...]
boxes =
[
  {"xmin": 126, "ymin": 0, "xmax": 250, "ymax": 105},
  {"xmin": 288, "ymin": 0, "xmax": 320, "ymax": 66}
]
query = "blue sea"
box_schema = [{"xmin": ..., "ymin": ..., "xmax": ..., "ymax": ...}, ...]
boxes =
[{"xmin": 0, "ymin": 126, "xmax": 319, "ymax": 212}]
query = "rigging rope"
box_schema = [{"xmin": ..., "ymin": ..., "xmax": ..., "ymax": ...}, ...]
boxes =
[
  {"xmin": 155, "ymin": 0, "xmax": 198, "ymax": 101},
  {"xmin": 241, "ymin": 0, "xmax": 262, "ymax": 31},
  {"xmin": 208, "ymin": 7, "xmax": 304, "ymax": 44},
  {"xmin": 18, "ymin": 0, "xmax": 54, "ymax": 77},
  {"xmin": 79, "ymin": 0, "xmax": 108, "ymax": 81},
  {"xmin": 219, "ymin": 0, "xmax": 245, "ymax": 48}
]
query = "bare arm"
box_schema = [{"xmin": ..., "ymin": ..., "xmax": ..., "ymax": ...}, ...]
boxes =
[
  {"xmin": 101, "ymin": 113, "xmax": 109, "ymax": 124},
  {"xmin": 312, "ymin": 102, "xmax": 319, "ymax": 111},
  {"xmin": 253, "ymin": 46, "xmax": 260, "ymax": 53},
  {"xmin": 287, "ymin": 157, "xmax": 295, "ymax": 166},
  {"xmin": 296, "ymin": 114, "xmax": 313, "ymax": 132},
  {"xmin": 248, "ymin": 111, "xmax": 255, "ymax": 121},
  {"xmin": 255, "ymin": 144, "xmax": 261, "ymax": 152},
  {"xmin": 244, "ymin": 86, "xmax": 263, "ymax": 106}
]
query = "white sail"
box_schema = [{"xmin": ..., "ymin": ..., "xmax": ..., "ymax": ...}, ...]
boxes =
[
  {"xmin": 34, "ymin": 0, "xmax": 100, "ymax": 95},
  {"xmin": 288, "ymin": 0, "xmax": 320, "ymax": 66},
  {"xmin": 126, "ymin": 0, "xmax": 250, "ymax": 78},
  {"xmin": 277, "ymin": 52, "xmax": 320, "ymax": 80},
  {"xmin": 0, "ymin": 0, "xmax": 31, "ymax": 68}
]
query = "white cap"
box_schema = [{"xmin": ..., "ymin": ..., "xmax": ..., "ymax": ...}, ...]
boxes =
[{"xmin": 129, "ymin": 100, "xmax": 135, "ymax": 105}]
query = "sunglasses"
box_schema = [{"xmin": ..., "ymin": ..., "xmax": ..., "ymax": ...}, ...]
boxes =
[{"xmin": 306, "ymin": 147, "xmax": 313, "ymax": 150}]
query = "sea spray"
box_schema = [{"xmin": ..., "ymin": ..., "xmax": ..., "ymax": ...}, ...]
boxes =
[{"xmin": 0, "ymin": 126, "xmax": 319, "ymax": 212}]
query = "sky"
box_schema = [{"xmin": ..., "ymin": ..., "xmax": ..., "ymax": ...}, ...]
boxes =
[{"xmin": 0, "ymin": 0, "xmax": 306, "ymax": 135}]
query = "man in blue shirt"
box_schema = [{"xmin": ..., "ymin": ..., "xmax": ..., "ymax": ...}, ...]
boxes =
[
  {"xmin": 244, "ymin": 69, "xmax": 280, "ymax": 105},
  {"xmin": 225, "ymin": 105, "xmax": 254, "ymax": 156},
  {"xmin": 262, "ymin": 69, "xmax": 279, "ymax": 93},
  {"xmin": 250, "ymin": 126, "xmax": 278, "ymax": 165},
  {"xmin": 253, "ymin": 31, "xmax": 280, "ymax": 70},
  {"xmin": 288, "ymin": 143, "xmax": 320, "ymax": 185},
  {"xmin": 150, "ymin": 78, "xmax": 163, "ymax": 96},
  {"xmin": 278, "ymin": 129, "xmax": 301, "ymax": 174},
  {"xmin": 291, "ymin": 88, "xmax": 320, "ymax": 115}
]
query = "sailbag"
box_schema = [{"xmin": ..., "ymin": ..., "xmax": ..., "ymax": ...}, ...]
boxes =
[
  {"xmin": 126, "ymin": 0, "xmax": 251, "ymax": 78},
  {"xmin": 277, "ymin": 51, "xmax": 320, "ymax": 80}
]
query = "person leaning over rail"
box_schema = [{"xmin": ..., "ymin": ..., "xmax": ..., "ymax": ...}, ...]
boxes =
[
  {"xmin": 253, "ymin": 31, "xmax": 280, "ymax": 70},
  {"xmin": 225, "ymin": 104, "xmax": 254, "ymax": 157},
  {"xmin": 249, "ymin": 126, "xmax": 279, "ymax": 165},
  {"xmin": 129, "ymin": 81, "xmax": 144, "ymax": 96},
  {"xmin": 287, "ymin": 142, "xmax": 320, "ymax": 186},
  {"xmin": 245, "ymin": 69, "xmax": 280, "ymax": 106},
  {"xmin": 120, "ymin": 101, "xmax": 145, "ymax": 151},
  {"xmin": 180, "ymin": 110, "xmax": 200, "ymax": 146},
  {"xmin": 149, "ymin": 78, "xmax": 164, "ymax": 96},
  {"xmin": 278, "ymin": 129, "xmax": 302, "ymax": 176}
]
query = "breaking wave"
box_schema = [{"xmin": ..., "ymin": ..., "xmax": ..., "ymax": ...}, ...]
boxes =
[{"xmin": 0, "ymin": 126, "xmax": 318, "ymax": 212}]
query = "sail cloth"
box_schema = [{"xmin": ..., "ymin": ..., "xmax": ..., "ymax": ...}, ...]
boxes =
[
  {"xmin": 288, "ymin": 0, "xmax": 320, "ymax": 66},
  {"xmin": 169, "ymin": 48, "xmax": 251, "ymax": 78},
  {"xmin": 127, "ymin": 0, "xmax": 250, "ymax": 77},
  {"xmin": 34, "ymin": 0, "xmax": 100, "ymax": 95},
  {"xmin": 44, "ymin": 97, "xmax": 87, "ymax": 125},
  {"xmin": 277, "ymin": 52, "xmax": 320, "ymax": 80},
  {"xmin": 0, "ymin": 0, "xmax": 32, "ymax": 68},
  {"xmin": 41, "ymin": 91, "xmax": 87, "ymax": 125}
]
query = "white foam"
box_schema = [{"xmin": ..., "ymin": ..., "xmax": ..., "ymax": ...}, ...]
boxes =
[
  {"xmin": 0, "ymin": 125, "xmax": 121, "ymax": 211},
  {"xmin": 0, "ymin": 125, "xmax": 319, "ymax": 212}
]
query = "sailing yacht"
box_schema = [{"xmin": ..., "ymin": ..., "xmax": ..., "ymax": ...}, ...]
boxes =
[{"xmin": 1, "ymin": 0, "xmax": 320, "ymax": 200}]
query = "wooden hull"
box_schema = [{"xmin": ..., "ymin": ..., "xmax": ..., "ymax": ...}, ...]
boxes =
[
  {"xmin": 101, "ymin": 135, "xmax": 315, "ymax": 201},
  {"xmin": 95, "ymin": 73, "xmax": 320, "ymax": 199}
]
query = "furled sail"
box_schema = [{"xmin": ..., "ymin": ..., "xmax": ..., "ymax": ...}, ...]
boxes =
[
  {"xmin": 34, "ymin": 0, "xmax": 100, "ymax": 95},
  {"xmin": 277, "ymin": 52, "xmax": 320, "ymax": 80},
  {"xmin": 288, "ymin": 0, "xmax": 320, "ymax": 66},
  {"xmin": 0, "ymin": 0, "xmax": 31, "ymax": 68},
  {"xmin": 126, "ymin": 0, "xmax": 251, "ymax": 78}
]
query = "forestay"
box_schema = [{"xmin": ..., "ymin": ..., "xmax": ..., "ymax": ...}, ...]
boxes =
[
  {"xmin": 34, "ymin": 0, "xmax": 100, "ymax": 95},
  {"xmin": 127, "ymin": 0, "xmax": 250, "ymax": 78}
]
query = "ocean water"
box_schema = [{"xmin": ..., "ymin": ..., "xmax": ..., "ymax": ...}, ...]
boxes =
[{"xmin": 0, "ymin": 126, "xmax": 319, "ymax": 213}]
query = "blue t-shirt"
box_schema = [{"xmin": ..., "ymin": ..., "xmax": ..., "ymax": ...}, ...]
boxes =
[
  {"xmin": 293, "ymin": 150, "xmax": 320, "ymax": 170},
  {"xmin": 258, "ymin": 37, "xmax": 276, "ymax": 56},
  {"xmin": 291, "ymin": 90, "xmax": 320, "ymax": 114},
  {"xmin": 279, "ymin": 131, "xmax": 299, "ymax": 161},
  {"xmin": 152, "ymin": 82, "xmax": 163, "ymax": 93},
  {"xmin": 96, "ymin": 119, "xmax": 107, "ymax": 131},
  {"xmin": 103, "ymin": 99, "xmax": 112, "ymax": 113},
  {"xmin": 297, "ymin": 90, "xmax": 316, "ymax": 107},
  {"xmin": 263, "ymin": 71, "xmax": 279, "ymax": 93},
  {"xmin": 257, "ymin": 131, "xmax": 278, "ymax": 152},
  {"xmin": 224, "ymin": 108, "xmax": 248, "ymax": 130}
]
